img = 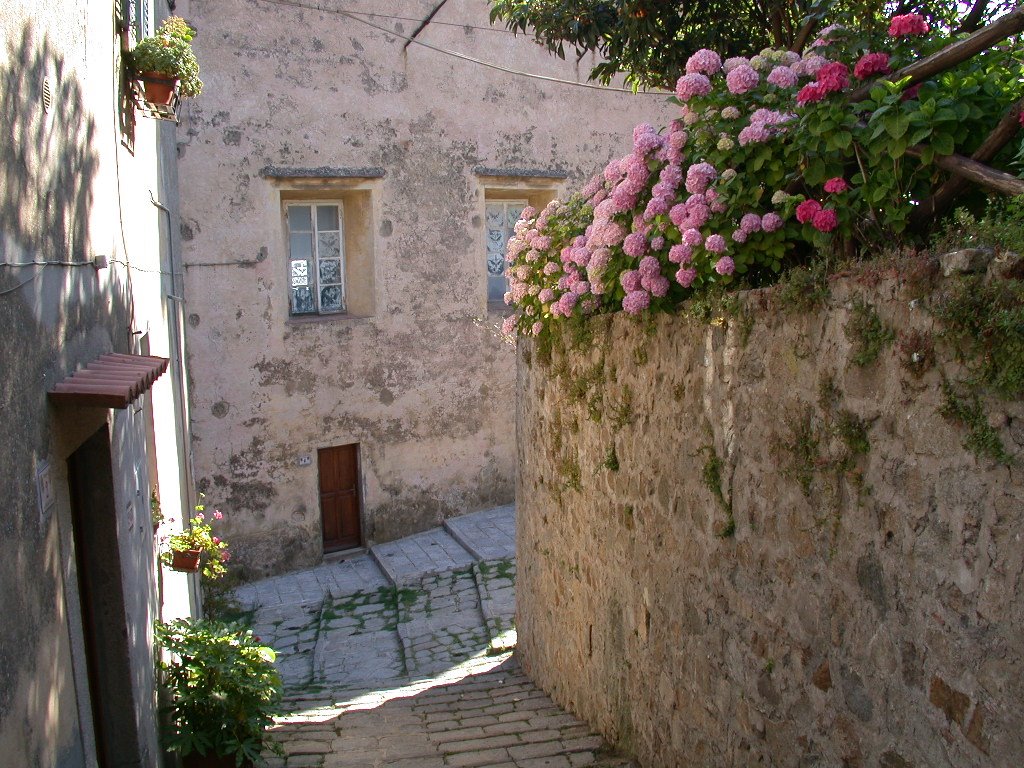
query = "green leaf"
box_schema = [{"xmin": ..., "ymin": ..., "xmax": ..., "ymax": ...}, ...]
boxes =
[
  {"xmin": 885, "ymin": 114, "xmax": 911, "ymax": 139},
  {"xmin": 908, "ymin": 126, "xmax": 932, "ymax": 146},
  {"xmin": 932, "ymin": 133, "xmax": 955, "ymax": 156},
  {"xmin": 833, "ymin": 131, "xmax": 852, "ymax": 150}
]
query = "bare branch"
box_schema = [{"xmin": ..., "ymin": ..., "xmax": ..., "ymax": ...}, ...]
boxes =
[{"xmin": 956, "ymin": 0, "xmax": 991, "ymax": 34}]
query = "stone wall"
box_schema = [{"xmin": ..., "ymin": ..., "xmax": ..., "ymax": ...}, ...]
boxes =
[
  {"xmin": 516, "ymin": 273, "xmax": 1024, "ymax": 767},
  {"xmin": 176, "ymin": 0, "xmax": 673, "ymax": 578}
]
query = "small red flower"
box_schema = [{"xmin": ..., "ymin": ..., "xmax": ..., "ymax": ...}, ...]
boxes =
[
  {"xmin": 812, "ymin": 208, "xmax": 839, "ymax": 232},
  {"xmin": 853, "ymin": 52, "xmax": 891, "ymax": 80},
  {"xmin": 796, "ymin": 199, "xmax": 822, "ymax": 224},
  {"xmin": 797, "ymin": 82, "xmax": 826, "ymax": 106},
  {"xmin": 824, "ymin": 177, "xmax": 849, "ymax": 194},
  {"xmin": 888, "ymin": 13, "xmax": 929, "ymax": 37}
]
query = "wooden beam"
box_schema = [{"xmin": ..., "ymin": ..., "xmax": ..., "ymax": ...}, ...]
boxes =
[
  {"xmin": 911, "ymin": 99, "xmax": 1024, "ymax": 227},
  {"xmin": 905, "ymin": 145, "xmax": 1024, "ymax": 196},
  {"xmin": 848, "ymin": 7, "xmax": 1024, "ymax": 102}
]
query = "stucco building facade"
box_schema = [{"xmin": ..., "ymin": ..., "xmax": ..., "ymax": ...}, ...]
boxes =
[
  {"xmin": 176, "ymin": 0, "xmax": 673, "ymax": 579},
  {"xmin": 1, "ymin": 1, "xmax": 197, "ymax": 765}
]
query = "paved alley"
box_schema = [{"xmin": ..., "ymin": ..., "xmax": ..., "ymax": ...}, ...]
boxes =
[{"xmin": 231, "ymin": 506, "xmax": 633, "ymax": 768}]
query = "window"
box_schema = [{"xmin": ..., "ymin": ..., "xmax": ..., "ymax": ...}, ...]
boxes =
[
  {"xmin": 485, "ymin": 200, "xmax": 527, "ymax": 304},
  {"xmin": 287, "ymin": 203, "xmax": 346, "ymax": 315}
]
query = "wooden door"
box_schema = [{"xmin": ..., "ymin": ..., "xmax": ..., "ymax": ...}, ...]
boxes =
[{"xmin": 319, "ymin": 444, "xmax": 362, "ymax": 552}]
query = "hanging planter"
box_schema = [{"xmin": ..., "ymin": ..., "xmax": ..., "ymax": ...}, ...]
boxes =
[
  {"xmin": 169, "ymin": 549, "xmax": 201, "ymax": 573},
  {"xmin": 138, "ymin": 71, "xmax": 179, "ymax": 106}
]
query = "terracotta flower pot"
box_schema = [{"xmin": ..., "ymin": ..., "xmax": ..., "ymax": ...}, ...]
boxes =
[
  {"xmin": 170, "ymin": 548, "xmax": 201, "ymax": 573},
  {"xmin": 139, "ymin": 71, "xmax": 178, "ymax": 105}
]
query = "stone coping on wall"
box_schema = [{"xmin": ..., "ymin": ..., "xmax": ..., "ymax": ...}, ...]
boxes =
[
  {"xmin": 515, "ymin": 273, "xmax": 1024, "ymax": 768},
  {"xmin": 259, "ymin": 165, "xmax": 386, "ymax": 179},
  {"xmin": 473, "ymin": 166, "xmax": 569, "ymax": 179}
]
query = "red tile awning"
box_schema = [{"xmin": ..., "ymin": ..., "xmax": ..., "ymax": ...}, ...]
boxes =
[{"xmin": 49, "ymin": 353, "xmax": 170, "ymax": 408}]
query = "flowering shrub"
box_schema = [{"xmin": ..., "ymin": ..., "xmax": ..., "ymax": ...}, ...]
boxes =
[
  {"xmin": 159, "ymin": 495, "xmax": 231, "ymax": 579},
  {"xmin": 503, "ymin": 14, "xmax": 1023, "ymax": 337}
]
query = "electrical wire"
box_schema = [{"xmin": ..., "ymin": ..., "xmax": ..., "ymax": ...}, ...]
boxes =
[
  {"xmin": 252, "ymin": 0, "xmax": 672, "ymax": 96},
  {"xmin": 0, "ymin": 260, "xmax": 95, "ymax": 267},
  {"xmin": 0, "ymin": 274, "xmax": 39, "ymax": 297},
  {"xmin": 343, "ymin": 8, "xmax": 513, "ymax": 36}
]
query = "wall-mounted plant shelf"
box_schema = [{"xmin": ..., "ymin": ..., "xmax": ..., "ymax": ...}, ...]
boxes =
[{"xmin": 132, "ymin": 75, "xmax": 180, "ymax": 123}]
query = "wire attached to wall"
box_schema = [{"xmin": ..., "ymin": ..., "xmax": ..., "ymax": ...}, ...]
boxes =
[{"xmin": 252, "ymin": 0, "xmax": 672, "ymax": 97}]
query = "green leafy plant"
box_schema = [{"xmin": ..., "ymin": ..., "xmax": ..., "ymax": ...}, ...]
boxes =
[
  {"xmin": 939, "ymin": 380, "xmax": 1012, "ymax": 464},
  {"xmin": 159, "ymin": 495, "xmax": 230, "ymax": 579},
  {"xmin": 844, "ymin": 297, "xmax": 894, "ymax": 366},
  {"xmin": 156, "ymin": 619, "xmax": 283, "ymax": 766},
  {"xmin": 130, "ymin": 16, "xmax": 203, "ymax": 97}
]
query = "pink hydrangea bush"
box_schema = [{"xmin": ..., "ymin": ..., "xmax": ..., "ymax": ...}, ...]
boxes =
[{"xmin": 502, "ymin": 15, "xmax": 1023, "ymax": 339}]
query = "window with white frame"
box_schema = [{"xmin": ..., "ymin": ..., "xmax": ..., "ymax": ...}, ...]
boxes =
[
  {"xmin": 485, "ymin": 200, "xmax": 527, "ymax": 304},
  {"xmin": 287, "ymin": 203, "xmax": 346, "ymax": 315}
]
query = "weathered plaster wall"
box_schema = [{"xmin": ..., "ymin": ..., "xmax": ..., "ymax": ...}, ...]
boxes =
[
  {"xmin": 176, "ymin": 0, "xmax": 674, "ymax": 578},
  {"xmin": 516, "ymin": 275, "xmax": 1024, "ymax": 767},
  {"xmin": 0, "ymin": 1, "xmax": 194, "ymax": 764}
]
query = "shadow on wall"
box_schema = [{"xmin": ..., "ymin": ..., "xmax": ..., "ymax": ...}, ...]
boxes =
[{"xmin": 0, "ymin": 20, "xmax": 130, "ymax": 767}]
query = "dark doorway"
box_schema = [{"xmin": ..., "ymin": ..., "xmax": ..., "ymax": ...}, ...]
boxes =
[
  {"xmin": 67, "ymin": 425, "xmax": 143, "ymax": 767},
  {"xmin": 318, "ymin": 444, "xmax": 362, "ymax": 552}
]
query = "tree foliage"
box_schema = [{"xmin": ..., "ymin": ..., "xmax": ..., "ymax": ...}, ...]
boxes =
[{"xmin": 487, "ymin": 0, "xmax": 1012, "ymax": 88}]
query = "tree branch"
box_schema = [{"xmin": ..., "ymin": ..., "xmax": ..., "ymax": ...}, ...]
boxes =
[{"xmin": 956, "ymin": 0, "xmax": 991, "ymax": 34}]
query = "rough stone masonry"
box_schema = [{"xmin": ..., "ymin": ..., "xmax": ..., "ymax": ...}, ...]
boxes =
[{"xmin": 516, "ymin": 271, "xmax": 1024, "ymax": 767}]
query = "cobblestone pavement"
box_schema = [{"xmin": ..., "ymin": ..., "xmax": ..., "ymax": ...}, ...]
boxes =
[{"xmin": 233, "ymin": 506, "xmax": 634, "ymax": 768}]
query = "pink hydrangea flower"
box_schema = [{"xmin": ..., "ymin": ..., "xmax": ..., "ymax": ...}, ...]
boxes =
[
  {"xmin": 538, "ymin": 288, "xmax": 556, "ymax": 303},
  {"xmin": 603, "ymin": 158, "xmax": 623, "ymax": 182},
  {"xmin": 676, "ymin": 73, "xmax": 712, "ymax": 101},
  {"xmin": 622, "ymin": 290, "xmax": 651, "ymax": 314},
  {"xmin": 501, "ymin": 315, "xmax": 518, "ymax": 335},
  {"xmin": 796, "ymin": 199, "xmax": 822, "ymax": 223},
  {"xmin": 796, "ymin": 82, "xmax": 827, "ymax": 105},
  {"xmin": 620, "ymin": 270, "xmax": 642, "ymax": 292},
  {"xmin": 635, "ymin": 131, "xmax": 663, "ymax": 155},
  {"xmin": 668, "ymin": 130, "xmax": 689, "ymax": 150},
  {"xmin": 817, "ymin": 61, "xmax": 850, "ymax": 93},
  {"xmin": 686, "ymin": 48, "xmax": 723, "ymax": 75},
  {"xmin": 824, "ymin": 177, "xmax": 849, "ymax": 194},
  {"xmin": 685, "ymin": 162, "xmax": 717, "ymax": 194},
  {"xmin": 761, "ymin": 212, "xmax": 783, "ymax": 232},
  {"xmin": 650, "ymin": 236, "xmax": 665, "ymax": 251},
  {"xmin": 638, "ymin": 255, "xmax": 661, "ymax": 278},
  {"xmin": 723, "ymin": 57, "xmax": 749, "ymax": 73},
  {"xmin": 532, "ymin": 321, "xmax": 543, "ymax": 336},
  {"xmin": 740, "ymin": 213, "xmax": 762, "ymax": 233},
  {"xmin": 669, "ymin": 204, "xmax": 688, "ymax": 228},
  {"xmin": 721, "ymin": 106, "xmax": 741, "ymax": 120},
  {"xmin": 853, "ymin": 52, "xmax": 891, "ymax": 80},
  {"xmin": 705, "ymin": 234, "xmax": 726, "ymax": 253},
  {"xmin": 558, "ymin": 293, "xmax": 579, "ymax": 314},
  {"xmin": 812, "ymin": 208, "xmax": 839, "ymax": 232},
  {"xmin": 714, "ymin": 256, "xmax": 735, "ymax": 275},
  {"xmin": 675, "ymin": 267, "xmax": 698, "ymax": 287},
  {"xmin": 682, "ymin": 228, "xmax": 704, "ymax": 247},
  {"xmin": 726, "ymin": 64, "xmax": 760, "ymax": 94},
  {"xmin": 543, "ymin": 261, "xmax": 560, "ymax": 276},
  {"xmin": 767, "ymin": 66, "xmax": 798, "ymax": 88},
  {"xmin": 738, "ymin": 124, "xmax": 770, "ymax": 146},
  {"xmin": 648, "ymin": 275, "xmax": 670, "ymax": 297},
  {"xmin": 687, "ymin": 203, "xmax": 711, "ymax": 228},
  {"xmin": 888, "ymin": 13, "xmax": 929, "ymax": 37},
  {"xmin": 732, "ymin": 229, "xmax": 748, "ymax": 243},
  {"xmin": 669, "ymin": 244, "xmax": 693, "ymax": 264},
  {"xmin": 623, "ymin": 232, "xmax": 649, "ymax": 258},
  {"xmin": 792, "ymin": 55, "xmax": 827, "ymax": 78}
]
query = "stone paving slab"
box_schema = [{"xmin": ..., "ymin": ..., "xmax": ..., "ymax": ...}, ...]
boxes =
[
  {"xmin": 236, "ymin": 506, "xmax": 633, "ymax": 768},
  {"xmin": 372, "ymin": 528, "xmax": 477, "ymax": 587},
  {"xmin": 473, "ymin": 560, "xmax": 517, "ymax": 653},
  {"xmin": 444, "ymin": 506, "xmax": 516, "ymax": 562}
]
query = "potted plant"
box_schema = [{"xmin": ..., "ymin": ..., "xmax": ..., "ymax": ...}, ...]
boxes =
[
  {"xmin": 160, "ymin": 497, "xmax": 230, "ymax": 578},
  {"xmin": 156, "ymin": 619, "xmax": 283, "ymax": 767},
  {"xmin": 130, "ymin": 16, "xmax": 203, "ymax": 105}
]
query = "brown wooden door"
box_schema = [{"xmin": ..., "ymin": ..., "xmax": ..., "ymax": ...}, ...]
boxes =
[{"xmin": 319, "ymin": 444, "xmax": 362, "ymax": 552}]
